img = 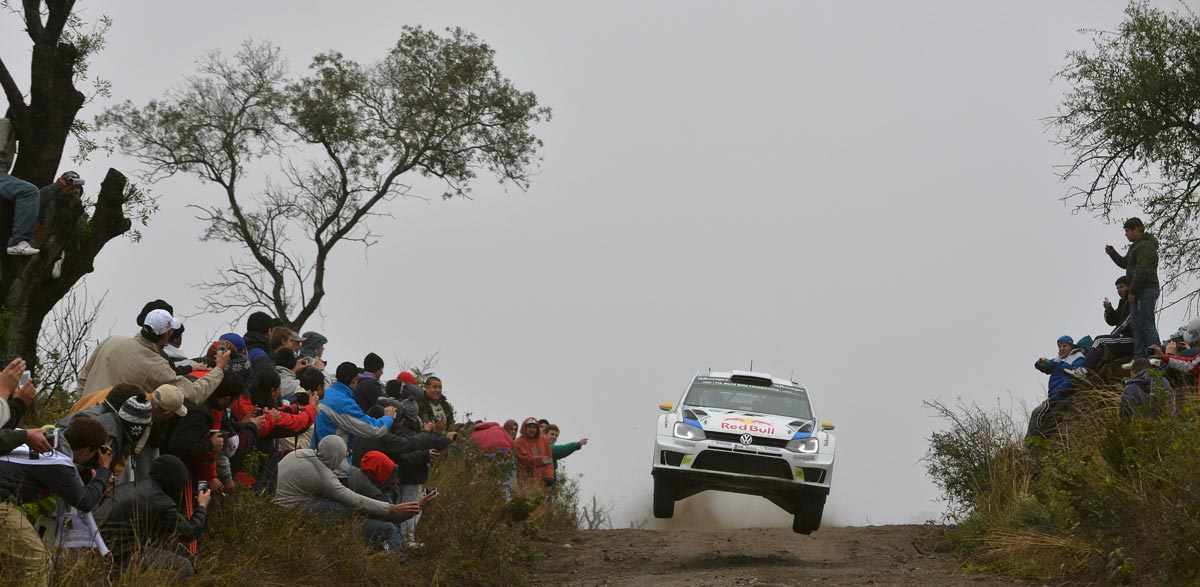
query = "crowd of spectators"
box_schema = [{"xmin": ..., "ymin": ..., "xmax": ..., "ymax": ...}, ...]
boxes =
[
  {"xmin": 0, "ymin": 300, "xmax": 589, "ymax": 582},
  {"xmin": 1028, "ymin": 217, "xmax": 1200, "ymax": 439}
]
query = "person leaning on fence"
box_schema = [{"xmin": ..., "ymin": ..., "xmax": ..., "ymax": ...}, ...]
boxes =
[{"xmin": 1027, "ymin": 335, "xmax": 1085, "ymax": 441}]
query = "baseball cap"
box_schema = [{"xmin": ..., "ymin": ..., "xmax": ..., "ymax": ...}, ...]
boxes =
[
  {"xmin": 152, "ymin": 384, "xmax": 188, "ymax": 417},
  {"xmin": 289, "ymin": 329, "xmax": 306, "ymax": 343},
  {"xmin": 144, "ymin": 309, "xmax": 182, "ymax": 335}
]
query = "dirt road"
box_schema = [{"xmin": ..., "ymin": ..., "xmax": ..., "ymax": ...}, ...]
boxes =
[{"xmin": 531, "ymin": 525, "xmax": 1026, "ymax": 587}]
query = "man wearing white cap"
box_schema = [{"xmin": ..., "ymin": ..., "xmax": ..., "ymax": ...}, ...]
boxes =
[{"xmin": 77, "ymin": 308, "xmax": 231, "ymax": 404}]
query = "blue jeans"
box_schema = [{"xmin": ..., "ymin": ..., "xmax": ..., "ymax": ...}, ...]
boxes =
[
  {"xmin": 1130, "ymin": 287, "xmax": 1162, "ymax": 358},
  {"xmin": 306, "ymin": 499, "xmax": 405, "ymax": 556},
  {"xmin": 0, "ymin": 172, "xmax": 39, "ymax": 246}
]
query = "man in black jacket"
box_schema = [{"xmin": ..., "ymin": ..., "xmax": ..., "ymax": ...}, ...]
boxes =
[
  {"xmin": 98, "ymin": 454, "xmax": 211, "ymax": 578},
  {"xmin": 1069, "ymin": 276, "xmax": 1136, "ymax": 379},
  {"xmin": 1106, "ymin": 217, "xmax": 1161, "ymax": 358},
  {"xmin": 354, "ymin": 352, "xmax": 386, "ymax": 412}
]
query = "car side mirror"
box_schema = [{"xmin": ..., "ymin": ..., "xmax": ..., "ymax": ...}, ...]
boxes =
[
  {"xmin": 659, "ymin": 402, "xmax": 674, "ymax": 412},
  {"xmin": 821, "ymin": 420, "xmax": 836, "ymax": 431}
]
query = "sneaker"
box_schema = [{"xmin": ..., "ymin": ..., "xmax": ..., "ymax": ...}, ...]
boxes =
[
  {"xmin": 51, "ymin": 252, "xmax": 63, "ymax": 279},
  {"xmin": 1065, "ymin": 367, "xmax": 1090, "ymax": 380},
  {"xmin": 5, "ymin": 241, "xmax": 39, "ymax": 256}
]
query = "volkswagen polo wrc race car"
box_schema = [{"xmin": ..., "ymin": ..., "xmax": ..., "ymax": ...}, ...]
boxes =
[{"xmin": 651, "ymin": 370, "xmax": 836, "ymax": 534}]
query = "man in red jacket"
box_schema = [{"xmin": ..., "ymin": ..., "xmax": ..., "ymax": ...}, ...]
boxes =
[
  {"xmin": 512, "ymin": 417, "xmax": 554, "ymax": 491},
  {"xmin": 470, "ymin": 421, "xmax": 514, "ymax": 456}
]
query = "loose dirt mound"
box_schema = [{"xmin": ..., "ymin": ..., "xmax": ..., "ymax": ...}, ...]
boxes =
[{"xmin": 532, "ymin": 525, "xmax": 1027, "ymax": 586}]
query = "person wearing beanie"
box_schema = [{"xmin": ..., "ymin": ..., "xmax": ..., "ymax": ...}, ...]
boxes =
[
  {"xmin": 1028, "ymin": 336, "xmax": 1086, "ymax": 441},
  {"xmin": 59, "ymin": 388, "xmax": 153, "ymax": 484},
  {"xmin": 77, "ymin": 307, "xmax": 231, "ymax": 404},
  {"xmin": 396, "ymin": 370, "xmax": 418, "ymax": 386},
  {"xmin": 354, "ymin": 353, "xmax": 386, "ymax": 412},
  {"xmin": 97, "ymin": 454, "xmax": 210, "ymax": 578},
  {"xmin": 311, "ymin": 361, "xmax": 396, "ymax": 450},
  {"xmin": 241, "ymin": 311, "xmax": 276, "ymax": 386},
  {"xmin": 513, "ymin": 417, "xmax": 555, "ymax": 491}
]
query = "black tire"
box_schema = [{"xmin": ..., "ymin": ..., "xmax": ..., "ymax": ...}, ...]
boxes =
[
  {"xmin": 653, "ymin": 476, "xmax": 675, "ymax": 518},
  {"xmin": 792, "ymin": 495, "xmax": 825, "ymax": 534}
]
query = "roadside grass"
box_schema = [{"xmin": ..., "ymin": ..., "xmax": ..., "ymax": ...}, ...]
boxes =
[{"xmin": 925, "ymin": 381, "xmax": 1200, "ymax": 585}]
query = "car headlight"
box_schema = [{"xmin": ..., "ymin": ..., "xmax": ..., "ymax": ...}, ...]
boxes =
[
  {"xmin": 786, "ymin": 437, "xmax": 819, "ymax": 453},
  {"xmin": 673, "ymin": 421, "xmax": 706, "ymax": 441}
]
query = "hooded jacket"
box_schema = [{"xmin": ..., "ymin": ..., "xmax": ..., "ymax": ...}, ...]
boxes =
[
  {"xmin": 512, "ymin": 417, "xmax": 554, "ymax": 487},
  {"xmin": 77, "ymin": 333, "xmax": 225, "ymax": 403},
  {"xmin": 471, "ymin": 421, "xmax": 514, "ymax": 455},
  {"xmin": 1035, "ymin": 348, "xmax": 1085, "ymax": 400},
  {"xmin": 1120, "ymin": 369, "xmax": 1173, "ymax": 418},
  {"xmin": 275, "ymin": 435, "xmax": 392, "ymax": 518},
  {"xmin": 164, "ymin": 399, "xmax": 224, "ymax": 482},
  {"xmin": 312, "ymin": 381, "xmax": 394, "ymax": 450},
  {"xmin": 97, "ymin": 455, "xmax": 207, "ymax": 563},
  {"xmin": 276, "ymin": 366, "xmax": 301, "ymax": 404},
  {"xmin": 1108, "ymin": 233, "xmax": 1160, "ymax": 295}
]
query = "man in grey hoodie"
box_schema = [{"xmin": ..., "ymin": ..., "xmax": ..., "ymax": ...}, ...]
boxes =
[
  {"xmin": 1106, "ymin": 217, "xmax": 1161, "ymax": 359},
  {"xmin": 276, "ymin": 435, "xmax": 414, "ymax": 555}
]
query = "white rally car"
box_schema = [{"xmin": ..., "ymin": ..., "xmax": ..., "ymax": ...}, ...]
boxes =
[{"xmin": 651, "ymin": 370, "xmax": 835, "ymax": 534}]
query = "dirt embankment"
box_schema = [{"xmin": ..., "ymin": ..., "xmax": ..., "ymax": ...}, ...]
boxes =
[{"xmin": 531, "ymin": 525, "xmax": 1029, "ymax": 587}]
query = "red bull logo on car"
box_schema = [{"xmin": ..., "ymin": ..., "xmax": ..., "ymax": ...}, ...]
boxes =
[{"xmin": 719, "ymin": 416, "xmax": 776, "ymax": 435}]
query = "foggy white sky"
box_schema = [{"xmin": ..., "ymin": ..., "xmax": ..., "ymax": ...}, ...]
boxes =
[{"xmin": 4, "ymin": 0, "xmax": 1192, "ymax": 527}]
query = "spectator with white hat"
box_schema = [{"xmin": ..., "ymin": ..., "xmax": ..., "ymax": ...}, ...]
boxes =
[{"xmin": 77, "ymin": 307, "xmax": 231, "ymax": 404}]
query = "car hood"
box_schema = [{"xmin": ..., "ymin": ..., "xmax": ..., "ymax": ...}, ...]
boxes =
[{"xmin": 682, "ymin": 406, "xmax": 814, "ymax": 440}]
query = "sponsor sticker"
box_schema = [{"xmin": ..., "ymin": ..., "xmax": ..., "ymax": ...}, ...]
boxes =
[{"xmin": 719, "ymin": 416, "xmax": 777, "ymax": 435}]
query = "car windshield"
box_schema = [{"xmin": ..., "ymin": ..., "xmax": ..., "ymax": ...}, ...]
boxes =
[{"xmin": 683, "ymin": 381, "xmax": 813, "ymax": 420}]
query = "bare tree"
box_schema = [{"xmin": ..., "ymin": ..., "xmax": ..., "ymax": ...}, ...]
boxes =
[
  {"xmin": 0, "ymin": 0, "xmax": 152, "ymax": 371},
  {"xmin": 36, "ymin": 281, "xmax": 105, "ymax": 404},
  {"xmin": 101, "ymin": 28, "xmax": 551, "ymax": 328}
]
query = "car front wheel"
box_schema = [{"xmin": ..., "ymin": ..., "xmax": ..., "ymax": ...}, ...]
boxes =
[
  {"xmin": 792, "ymin": 494, "xmax": 825, "ymax": 534},
  {"xmin": 653, "ymin": 475, "xmax": 675, "ymax": 518}
]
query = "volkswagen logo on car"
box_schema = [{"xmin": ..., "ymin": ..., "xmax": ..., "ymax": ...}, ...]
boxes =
[{"xmin": 739, "ymin": 433, "xmax": 754, "ymax": 445}]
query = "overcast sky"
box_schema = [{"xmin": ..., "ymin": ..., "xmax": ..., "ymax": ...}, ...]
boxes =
[{"xmin": 3, "ymin": 0, "xmax": 1191, "ymax": 528}]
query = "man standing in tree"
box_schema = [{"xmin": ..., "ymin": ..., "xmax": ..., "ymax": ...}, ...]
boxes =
[{"xmin": 1106, "ymin": 217, "xmax": 1160, "ymax": 360}]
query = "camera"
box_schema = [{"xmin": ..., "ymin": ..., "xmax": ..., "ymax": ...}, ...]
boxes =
[
  {"xmin": 197, "ymin": 480, "xmax": 208, "ymax": 493},
  {"xmin": 217, "ymin": 341, "xmax": 230, "ymax": 352},
  {"xmin": 253, "ymin": 407, "xmax": 264, "ymax": 417},
  {"xmin": 18, "ymin": 370, "xmax": 30, "ymax": 388},
  {"xmin": 66, "ymin": 176, "xmax": 85, "ymax": 186},
  {"xmin": 423, "ymin": 487, "xmax": 438, "ymax": 496}
]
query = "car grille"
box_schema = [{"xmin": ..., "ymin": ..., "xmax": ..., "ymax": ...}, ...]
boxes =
[
  {"xmin": 705, "ymin": 431, "xmax": 790, "ymax": 448},
  {"xmin": 692, "ymin": 450, "xmax": 793, "ymax": 480}
]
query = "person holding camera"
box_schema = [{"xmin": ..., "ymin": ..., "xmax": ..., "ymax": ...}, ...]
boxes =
[
  {"xmin": 97, "ymin": 454, "xmax": 210, "ymax": 579},
  {"xmin": 0, "ymin": 416, "xmax": 112, "ymax": 582},
  {"xmin": 164, "ymin": 372, "xmax": 247, "ymax": 495},
  {"xmin": 77, "ymin": 308, "xmax": 231, "ymax": 403}
]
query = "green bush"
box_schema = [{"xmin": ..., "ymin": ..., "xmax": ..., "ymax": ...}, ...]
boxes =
[{"xmin": 926, "ymin": 387, "xmax": 1200, "ymax": 584}]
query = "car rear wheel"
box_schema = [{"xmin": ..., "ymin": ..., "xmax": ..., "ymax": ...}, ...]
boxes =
[
  {"xmin": 792, "ymin": 494, "xmax": 825, "ymax": 534},
  {"xmin": 653, "ymin": 475, "xmax": 675, "ymax": 518}
]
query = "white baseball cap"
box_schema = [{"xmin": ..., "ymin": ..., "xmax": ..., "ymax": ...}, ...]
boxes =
[{"xmin": 144, "ymin": 309, "xmax": 182, "ymax": 335}]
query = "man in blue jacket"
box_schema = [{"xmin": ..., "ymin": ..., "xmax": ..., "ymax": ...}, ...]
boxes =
[
  {"xmin": 1027, "ymin": 335, "xmax": 1086, "ymax": 441},
  {"xmin": 312, "ymin": 362, "xmax": 396, "ymax": 454}
]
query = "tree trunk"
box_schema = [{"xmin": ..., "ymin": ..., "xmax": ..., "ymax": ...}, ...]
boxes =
[
  {"xmin": 0, "ymin": 1, "xmax": 135, "ymax": 373},
  {"xmin": 0, "ymin": 168, "xmax": 130, "ymax": 368}
]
